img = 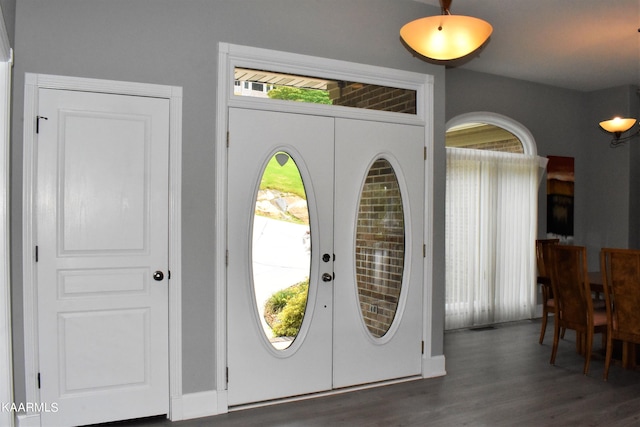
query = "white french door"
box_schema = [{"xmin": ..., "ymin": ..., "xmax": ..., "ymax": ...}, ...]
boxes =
[
  {"xmin": 227, "ymin": 108, "xmax": 423, "ymax": 406},
  {"xmin": 35, "ymin": 88, "xmax": 170, "ymax": 426},
  {"xmin": 333, "ymin": 118, "xmax": 424, "ymax": 388},
  {"xmin": 227, "ymin": 108, "xmax": 334, "ymax": 406}
]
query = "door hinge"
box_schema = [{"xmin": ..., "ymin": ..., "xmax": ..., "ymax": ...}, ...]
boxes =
[
  {"xmin": 37, "ymin": 372, "xmax": 41, "ymax": 389},
  {"xmin": 168, "ymin": 270, "xmax": 171, "ymax": 280},
  {"xmin": 421, "ymin": 341, "xmax": 424, "ymax": 355},
  {"xmin": 226, "ymin": 367, "xmax": 229, "ymax": 384},
  {"xmin": 423, "ymin": 244, "xmax": 426, "ymax": 258},
  {"xmin": 226, "ymin": 131, "xmax": 230, "ymax": 148},
  {"xmin": 424, "ymin": 147, "xmax": 427, "ymax": 160},
  {"xmin": 226, "ymin": 250, "xmax": 229, "ymax": 266},
  {"xmin": 35, "ymin": 245, "xmax": 39, "ymax": 262},
  {"xmin": 36, "ymin": 116, "xmax": 48, "ymax": 134}
]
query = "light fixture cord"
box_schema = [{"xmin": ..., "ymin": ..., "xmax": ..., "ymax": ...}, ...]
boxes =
[
  {"xmin": 438, "ymin": 0, "xmax": 452, "ymax": 31},
  {"xmin": 441, "ymin": 0, "xmax": 452, "ymax": 15}
]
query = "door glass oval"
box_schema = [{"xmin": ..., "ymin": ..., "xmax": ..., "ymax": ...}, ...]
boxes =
[
  {"xmin": 355, "ymin": 158, "xmax": 405, "ymax": 338},
  {"xmin": 253, "ymin": 151, "xmax": 311, "ymax": 350}
]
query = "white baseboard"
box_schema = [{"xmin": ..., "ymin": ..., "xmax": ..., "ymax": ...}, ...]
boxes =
[
  {"xmin": 422, "ymin": 354, "xmax": 446, "ymax": 378},
  {"xmin": 180, "ymin": 390, "xmax": 227, "ymax": 420},
  {"xmin": 16, "ymin": 392, "xmax": 227, "ymax": 425},
  {"xmin": 15, "ymin": 413, "xmax": 40, "ymax": 427}
]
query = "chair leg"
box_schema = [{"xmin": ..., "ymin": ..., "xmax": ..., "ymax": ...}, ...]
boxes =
[
  {"xmin": 604, "ymin": 334, "xmax": 613, "ymax": 381},
  {"xmin": 539, "ymin": 310, "xmax": 548, "ymax": 344},
  {"xmin": 560, "ymin": 327, "xmax": 566, "ymax": 339},
  {"xmin": 576, "ymin": 332, "xmax": 584, "ymax": 355},
  {"xmin": 550, "ymin": 319, "xmax": 560, "ymax": 365},
  {"xmin": 583, "ymin": 331, "xmax": 593, "ymax": 375}
]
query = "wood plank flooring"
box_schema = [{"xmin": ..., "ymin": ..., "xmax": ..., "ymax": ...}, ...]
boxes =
[{"xmin": 104, "ymin": 320, "xmax": 640, "ymax": 426}]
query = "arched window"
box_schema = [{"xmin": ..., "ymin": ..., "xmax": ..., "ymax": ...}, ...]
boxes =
[
  {"xmin": 444, "ymin": 112, "xmax": 546, "ymax": 329},
  {"xmin": 446, "ymin": 112, "xmax": 537, "ymax": 155}
]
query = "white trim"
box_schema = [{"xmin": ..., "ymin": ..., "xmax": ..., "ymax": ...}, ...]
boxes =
[
  {"xmin": 167, "ymin": 85, "xmax": 183, "ymax": 422},
  {"xmin": 421, "ymin": 74, "xmax": 438, "ymax": 378},
  {"xmin": 179, "ymin": 390, "xmax": 222, "ymax": 420},
  {"xmin": 0, "ymin": 2, "xmax": 13, "ymax": 418},
  {"xmin": 215, "ymin": 46, "xmax": 230, "ymax": 413},
  {"xmin": 422, "ymin": 355, "xmax": 447, "ymax": 378},
  {"xmin": 21, "ymin": 73, "xmax": 183, "ymax": 424},
  {"xmin": 15, "ymin": 413, "xmax": 39, "ymax": 427},
  {"xmin": 0, "ymin": 58, "xmax": 12, "ymax": 427},
  {"xmin": 446, "ymin": 111, "xmax": 538, "ymax": 156},
  {"xmin": 220, "ymin": 43, "xmax": 430, "ymax": 126},
  {"xmin": 216, "ymin": 43, "xmax": 439, "ymax": 412}
]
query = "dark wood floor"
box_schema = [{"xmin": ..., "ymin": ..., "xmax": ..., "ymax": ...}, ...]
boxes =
[{"xmin": 107, "ymin": 320, "xmax": 640, "ymax": 426}]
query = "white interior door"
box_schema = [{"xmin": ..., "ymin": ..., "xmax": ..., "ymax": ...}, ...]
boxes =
[
  {"xmin": 36, "ymin": 88, "xmax": 170, "ymax": 426},
  {"xmin": 333, "ymin": 118, "xmax": 424, "ymax": 388},
  {"xmin": 227, "ymin": 108, "xmax": 424, "ymax": 406}
]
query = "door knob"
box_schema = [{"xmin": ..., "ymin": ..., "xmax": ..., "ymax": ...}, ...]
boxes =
[
  {"xmin": 322, "ymin": 253, "xmax": 331, "ymax": 262},
  {"xmin": 322, "ymin": 273, "xmax": 333, "ymax": 282},
  {"xmin": 153, "ymin": 271, "xmax": 164, "ymax": 281}
]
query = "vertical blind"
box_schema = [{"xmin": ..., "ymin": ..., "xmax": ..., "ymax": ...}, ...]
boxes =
[{"xmin": 445, "ymin": 147, "xmax": 542, "ymax": 330}]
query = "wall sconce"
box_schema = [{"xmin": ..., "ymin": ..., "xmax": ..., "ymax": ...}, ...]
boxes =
[
  {"xmin": 599, "ymin": 117, "xmax": 639, "ymax": 147},
  {"xmin": 400, "ymin": 0, "xmax": 492, "ymax": 61}
]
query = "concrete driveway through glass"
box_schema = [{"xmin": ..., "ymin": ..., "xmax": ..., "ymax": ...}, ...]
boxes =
[{"xmin": 252, "ymin": 215, "xmax": 311, "ymax": 347}]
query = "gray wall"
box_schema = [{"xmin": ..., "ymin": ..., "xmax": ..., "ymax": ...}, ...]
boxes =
[
  {"xmin": 10, "ymin": 0, "xmax": 447, "ymax": 399},
  {"xmin": 446, "ymin": 68, "xmax": 638, "ymax": 270},
  {"xmin": 628, "ymin": 87, "xmax": 640, "ymax": 249},
  {"xmin": 584, "ymin": 85, "xmax": 638, "ymax": 265},
  {"xmin": 0, "ymin": 0, "xmax": 14, "ymax": 45}
]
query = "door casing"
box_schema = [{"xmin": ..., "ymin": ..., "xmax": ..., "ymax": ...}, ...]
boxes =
[
  {"xmin": 216, "ymin": 43, "xmax": 441, "ymax": 414},
  {"xmin": 21, "ymin": 73, "xmax": 183, "ymax": 425}
]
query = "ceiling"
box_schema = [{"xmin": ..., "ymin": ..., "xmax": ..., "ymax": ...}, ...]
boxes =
[{"xmin": 413, "ymin": 0, "xmax": 640, "ymax": 92}]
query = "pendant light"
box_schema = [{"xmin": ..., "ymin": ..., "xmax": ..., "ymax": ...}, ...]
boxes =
[{"xmin": 400, "ymin": 0, "xmax": 493, "ymax": 61}]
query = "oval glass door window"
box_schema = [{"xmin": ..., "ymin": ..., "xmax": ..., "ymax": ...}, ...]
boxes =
[
  {"xmin": 252, "ymin": 151, "xmax": 311, "ymax": 350},
  {"xmin": 355, "ymin": 158, "xmax": 405, "ymax": 338}
]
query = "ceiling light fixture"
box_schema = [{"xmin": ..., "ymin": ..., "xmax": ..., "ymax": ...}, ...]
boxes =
[
  {"xmin": 400, "ymin": 0, "xmax": 493, "ymax": 61},
  {"xmin": 599, "ymin": 117, "xmax": 639, "ymax": 147}
]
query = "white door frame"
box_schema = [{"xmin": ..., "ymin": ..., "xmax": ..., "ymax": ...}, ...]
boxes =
[
  {"xmin": 215, "ymin": 42, "xmax": 441, "ymax": 413},
  {"xmin": 0, "ymin": 32, "xmax": 12, "ymax": 427},
  {"xmin": 21, "ymin": 73, "xmax": 183, "ymax": 425},
  {"xmin": 0, "ymin": 4, "xmax": 13, "ymax": 427}
]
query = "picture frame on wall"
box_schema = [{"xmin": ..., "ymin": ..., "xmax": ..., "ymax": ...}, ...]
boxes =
[{"xmin": 546, "ymin": 155, "xmax": 574, "ymax": 244}]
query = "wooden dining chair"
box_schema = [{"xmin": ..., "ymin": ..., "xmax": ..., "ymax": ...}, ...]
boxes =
[
  {"xmin": 600, "ymin": 248, "xmax": 640, "ymax": 380},
  {"xmin": 536, "ymin": 239, "xmax": 560, "ymax": 344},
  {"xmin": 549, "ymin": 245, "xmax": 607, "ymax": 374}
]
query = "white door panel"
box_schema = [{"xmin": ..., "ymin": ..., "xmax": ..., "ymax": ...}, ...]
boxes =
[
  {"xmin": 36, "ymin": 88, "xmax": 170, "ymax": 426},
  {"xmin": 333, "ymin": 118, "xmax": 424, "ymax": 388},
  {"xmin": 227, "ymin": 108, "xmax": 334, "ymax": 406}
]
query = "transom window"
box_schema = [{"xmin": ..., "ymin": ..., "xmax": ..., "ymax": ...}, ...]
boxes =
[{"xmin": 234, "ymin": 67, "xmax": 417, "ymax": 114}]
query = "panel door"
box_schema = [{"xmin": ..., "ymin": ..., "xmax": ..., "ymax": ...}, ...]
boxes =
[
  {"xmin": 36, "ymin": 88, "xmax": 170, "ymax": 426},
  {"xmin": 227, "ymin": 108, "xmax": 334, "ymax": 406},
  {"xmin": 332, "ymin": 118, "xmax": 424, "ymax": 388}
]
